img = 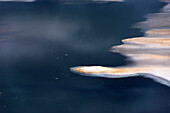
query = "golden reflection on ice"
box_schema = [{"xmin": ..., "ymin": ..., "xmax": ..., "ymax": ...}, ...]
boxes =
[
  {"xmin": 71, "ymin": 0, "xmax": 170, "ymax": 87},
  {"xmin": 146, "ymin": 29, "xmax": 170, "ymax": 35},
  {"xmin": 74, "ymin": 66, "xmax": 144, "ymax": 74},
  {"xmin": 123, "ymin": 38, "xmax": 170, "ymax": 46}
]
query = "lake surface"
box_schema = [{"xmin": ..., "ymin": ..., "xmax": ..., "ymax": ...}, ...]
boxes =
[{"xmin": 0, "ymin": 0, "xmax": 169, "ymax": 113}]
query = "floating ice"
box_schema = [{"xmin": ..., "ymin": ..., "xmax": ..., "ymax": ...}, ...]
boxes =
[{"xmin": 71, "ymin": 0, "xmax": 170, "ymax": 87}]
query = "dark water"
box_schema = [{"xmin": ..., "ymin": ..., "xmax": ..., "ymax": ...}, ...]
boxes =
[{"xmin": 0, "ymin": 0, "xmax": 169, "ymax": 113}]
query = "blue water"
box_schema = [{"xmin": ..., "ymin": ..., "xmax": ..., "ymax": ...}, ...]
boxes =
[{"xmin": 0, "ymin": 0, "xmax": 169, "ymax": 113}]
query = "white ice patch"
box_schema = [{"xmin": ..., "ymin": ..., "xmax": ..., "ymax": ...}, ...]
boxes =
[{"xmin": 71, "ymin": 0, "xmax": 170, "ymax": 88}]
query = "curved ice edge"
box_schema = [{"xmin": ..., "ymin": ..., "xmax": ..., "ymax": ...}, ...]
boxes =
[{"xmin": 70, "ymin": 67, "xmax": 170, "ymax": 88}]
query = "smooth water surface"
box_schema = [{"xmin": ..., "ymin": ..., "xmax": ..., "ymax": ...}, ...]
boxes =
[{"xmin": 0, "ymin": 0, "xmax": 169, "ymax": 113}]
